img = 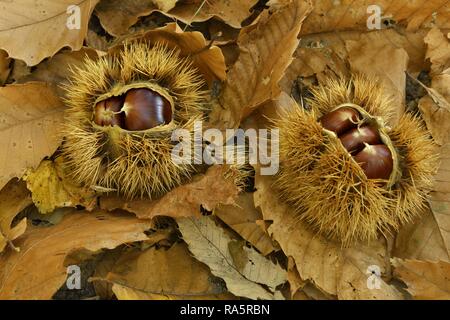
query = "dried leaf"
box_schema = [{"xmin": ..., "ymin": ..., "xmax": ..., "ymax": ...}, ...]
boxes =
[
  {"xmin": 0, "ymin": 210, "xmax": 152, "ymax": 299},
  {"xmin": 127, "ymin": 23, "xmax": 226, "ymax": 85},
  {"xmin": 254, "ymin": 173, "xmax": 402, "ymax": 299},
  {"xmin": 346, "ymin": 33, "xmax": 408, "ymax": 125},
  {"xmin": 17, "ymin": 48, "xmax": 100, "ymax": 97},
  {"xmin": 214, "ymin": 193, "xmax": 276, "ymax": 255},
  {"xmin": 394, "ymin": 207, "xmax": 450, "ymax": 262},
  {"xmin": 169, "ymin": 0, "xmax": 258, "ymax": 28},
  {"xmin": 0, "ymin": 0, "xmax": 99, "ymax": 66},
  {"xmin": 0, "ymin": 50, "xmax": 11, "ymax": 85},
  {"xmin": 0, "ymin": 179, "xmax": 31, "ymax": 253},
  {"xmin": 300, "ymin": 0, "xmax": 450, "ymax": 35},
  {"xmin": 99, "ymin": 243, "xmax": 234, "ymax": 300},
  {"xmin": 101, "ymin": 165, "xmax": 239, "ymax": 219},
  {"xmin": 392, "ymin": 259, "xmax": 450, "ymax": 299},
  {"xmin": 23, "ymin": 159, "xmax": 97, "ymax": 214},
  {"xmin": 177, "ymin": 216, "xmax": 286, "ymax": 300},
  {"xmin": 425, "ymin": 27, "xmax": 450, "ymax": 76},
  {"xmin": 0, "ymin": 83, "xmax": 64, "ymax": 191},
  {"xmin": 210, "ymin": 0, "xmax": 313, "ymax": 128}
]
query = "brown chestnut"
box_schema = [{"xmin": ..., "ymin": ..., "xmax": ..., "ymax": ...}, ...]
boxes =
[
  {"xmin": 319, "ymin": 107, "xmax": 360, "ymax": 135},
  {"xmin": 93, "ymin": 96, "xmax": 124, "ymax": 127},
  {"xmin": 353, "ymin": 144, "xmax": 393, "ymax": 180},
  {"xmin": 339, "ymin": 125, "xmax": 381, "ymax": 154},
  {"xmin": 122, "ymin": 88, "xmax": 172, "ymax": 131}
]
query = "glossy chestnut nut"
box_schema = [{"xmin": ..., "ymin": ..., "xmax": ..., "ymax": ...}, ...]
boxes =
[
  {"xmin": 339, "ymin": 125, "xmax": 381, "ymax": 154},
  {"xmin": 122, "ymin": 88, "xmax": 172, "ymax": 131},
  {"xmin": 319, "ymin": 107, "xmax": 360, "ymax": 135},
  {"xmin": 353, "ymin": 144, "xmax": 393, "ymax": 180},
  {"xmin": 94, "ymin": 96, "xmax": 124, "ymax": 127}
]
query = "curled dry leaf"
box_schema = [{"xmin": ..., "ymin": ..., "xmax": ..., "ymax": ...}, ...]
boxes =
[
  {"xmin": 0, "ymin": 0, "xmax": 99, "ymax": 66},
  {"xmin": 97, "ymin": 243, "xmax": 234, "ymax": 300},
  {"xmin": 100, "ymin": 165, "xmax": 240, "ymax": 219},
  {"xmin": 0, "ymin": 179, "xmax": 32, "ymax": 253},
  {"xmin": 177, "ymin": 216, "xmax": 287, "ymax": 300},
  {"xmin": 254, "ymin": 173, "xmax": 403, "ymax": 299},
  {"xmin": 210, "ymin": 0, "xmax": 313, "ymax": 128},
  {"xmin": 300, "ymin": 0, "xmax": 450, "ymax": 35},
  {"xmin": 214, "ymin": 193, "xmax": 277, "ymax": 256},
  {"xmin": 392, "ymin": 259, "xmax": 450, "ymax": 299},
  {"xmin": 0, "ymin": 210, "xmax": 152, "ymax": 299},
  {"xmin": 0, "ymin": 83, "xmax": 65, "ymax": 191},
  {"xmin": 23, "ymin": 159, "xmax": 97, "ymax": 214}
]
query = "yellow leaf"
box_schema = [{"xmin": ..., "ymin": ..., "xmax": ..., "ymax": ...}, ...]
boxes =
[{"xmin": 24, "ymin": 159, "xmax": 97, "ymax": 214}]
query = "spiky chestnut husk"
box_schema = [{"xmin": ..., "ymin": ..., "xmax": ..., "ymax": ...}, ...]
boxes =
[
  {"xmin": 272, "ymin": 74, "xmax": 438, "ymax": 245},
  {"xmin": 62, "ymin": 42, "xmax": 208, "ymax": 199}
]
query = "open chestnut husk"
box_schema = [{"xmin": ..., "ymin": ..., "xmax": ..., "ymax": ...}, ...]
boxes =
[{"xmin": 272, "ymin": 74, "xmax": 438, "ymax": 245}]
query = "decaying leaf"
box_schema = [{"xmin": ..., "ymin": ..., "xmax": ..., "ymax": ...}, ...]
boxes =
[
  {"xmin": 0, "ymin": 179, "xmax": 32, "ymax": 253},
  {"xmin": 23, "ymin": 159, "xmax": 97, "ymax": 214},
  {"xmin": 97, "ymin": 243, "xmax": 234, "ymax": 300},
  {"xmin": 0, "ymin": 210, "xmax": 152, "ymax": 299},
  {"xmin": 0, "ymin": 83, "xmax": 65, "ymax": 191},
  {"xmin": 0, "ymin": 0, "xmax": 100, "ymax": 66},
  {"xmin": 215, "ymin": 193, "xmax": 277, "ymax": 256},
  {"xmin": 177, "ymin": 216, "xmax": 287, "ymax": 300},
  {"xmin": 101, "ymin": 165, "xmax": 239, "ymax": 219},
  {"xmin": 210, "ymin": 0, "xmax": 313, "ymax": 128},
  {"xmin": 393, "ymin": 259, "xmax": 450, "ymax": 299}
]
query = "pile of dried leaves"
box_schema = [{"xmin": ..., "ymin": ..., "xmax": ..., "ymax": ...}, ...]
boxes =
[{"xmin": 0, "ymin": 0, "xmax": 450, "ymax": 300}]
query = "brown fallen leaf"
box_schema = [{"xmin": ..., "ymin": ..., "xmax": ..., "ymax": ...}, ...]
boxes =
[
  {"xmin": 169, "ymin": 0, "xmax": 258, "ymax": 29},
  {"xmin": 346, "ymin": 33, "xmax": 408, "ymax": 125},
  {"xmin": 17, "ymin": 48, "xmax": 100, "ymax": 97},
  {"xmin": 23, "ymin": 159, "xmax": 97, "ymax": 214},
  {"xmin": 0, "ymin": 0, "xmax": 99, "ymax": 66},
  {"xmin": 0, "ymin": 179, "xmax": 32, "ymax": 253},
  {"xmin": 100, "ymin": 165, "xmax": 240, "ymax": 219},
  {"xmin": 210, "ymin": 0, "xmax": 313, "ymax": 128},
  {"xmin": 214, "ymin": 193, "xmax": 277, "ymax": 256},
  {"xmin": 0, "ymin": 210, "xmax": 152, "ymax": 299},
  {"xmin": 0, "ymin": 82, "xmax": 64, "ymax": 191},
  {"xmin": 394, "ymin": 207, "xmax": 450, "ymax": 262},
  {"xmin": 392, "ymin": 258, "xmax": 450, "ymax": 299},
  {"xmin": 254, "ymin": 173, "xmax": 403, "ymax": 299},
  {"xmin": 178, "ymin": 216, "xmax": 287, "ymax": 300},
  {"xmin": 0, "ymin": 50, "xmax": 11, "ymax": 85},
  {"xmin": 96, "ymin": 243, "xmax": 234, "ymax": 300},
  {"xmin": 300, "ymin": 0, "xmax": 450, "ymax": 35},
  {"xmin": 425, "ymin": 27, "xmax": 450, "ymax": 76}
]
